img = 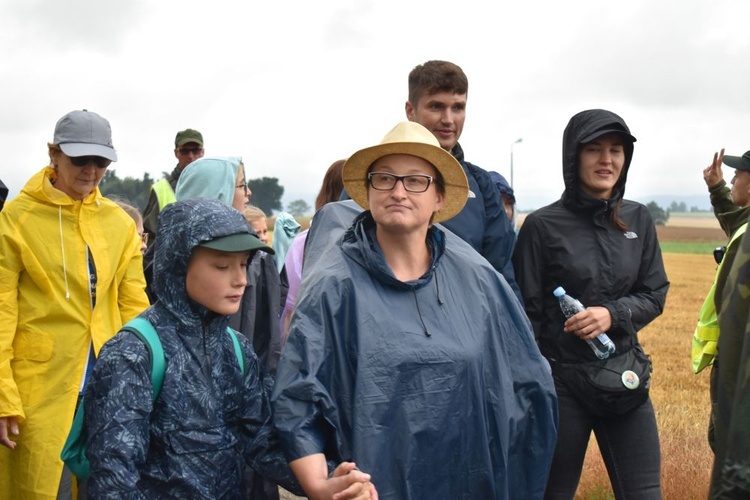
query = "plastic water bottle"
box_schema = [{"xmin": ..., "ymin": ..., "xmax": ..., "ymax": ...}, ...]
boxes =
[{"xmin": 553, "ymin": 286, "xmax": 616, "ymax": 359}]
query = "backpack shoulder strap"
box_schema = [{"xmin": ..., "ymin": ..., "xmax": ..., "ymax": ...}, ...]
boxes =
[
  {"xmin": 226, "ymin": 327, "xmax": 245, "ymax": 375},
  {"xmin": 122, "ymin": 317, "xmax": 166, "ymax": 400}
]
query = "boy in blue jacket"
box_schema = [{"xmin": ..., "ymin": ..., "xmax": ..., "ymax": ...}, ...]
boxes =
[{"xmin": 84, "ymin": 198, "xmax": 374, "ymax": 499}]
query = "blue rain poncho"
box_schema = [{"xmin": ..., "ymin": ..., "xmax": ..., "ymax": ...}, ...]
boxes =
[{"xmin": 272, "ymin": 201, "xmax": 558, "ymax": 499}]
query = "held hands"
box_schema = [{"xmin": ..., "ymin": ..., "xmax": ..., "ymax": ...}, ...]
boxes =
[
  {"xmin": 289, "ymin": 454, "xmax": 378, "ymax": 500},
  {"xmin": 0, "ymin": 416, "xmax": 20, "ymax": 449},
  {"xmin": 330, "ymin": 462, "xmax": 378, "ymax": 500},
  {"xmin": 563, "ymin": 306, "xmax": 612, "ymax": 341},
  {"xmin": 703, "ymin": 148, "xmax": 725, "ymax": 188}
]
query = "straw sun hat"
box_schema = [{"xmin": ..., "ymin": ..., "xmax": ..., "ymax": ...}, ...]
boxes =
[{"xmin": 342, "ymin": 121, "xmax": 469, "ymax": 223}]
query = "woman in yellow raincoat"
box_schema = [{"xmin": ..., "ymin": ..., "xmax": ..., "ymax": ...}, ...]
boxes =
[{"xmin": 0, "ymin": 110, "xmax": 149, "ymax": 499}]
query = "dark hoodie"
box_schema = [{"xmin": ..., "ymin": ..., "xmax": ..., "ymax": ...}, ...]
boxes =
[
  {"xmin": 512, "ymin": 109, "xmax": 669, "ymax": 364},
  {"xmin": 84, "ymin": 199, "xmax": 301, "ymax": 498}
]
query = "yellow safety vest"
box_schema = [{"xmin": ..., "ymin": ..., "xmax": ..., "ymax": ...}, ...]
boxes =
[
  {"xmin": 692, "ymin": 222, "xmax": 748, "ymax": 373},
  {"xmin": 152, "ymin": 178, "xmax": 177, "ymax": 211}
]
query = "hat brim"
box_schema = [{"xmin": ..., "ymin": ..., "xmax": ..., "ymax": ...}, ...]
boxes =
[
  {"xmin": 722, "ymin": 155, "xmax": 750, "ymax": 172},
  {"xmin": 580, "ymin": 128, "xmax": 637, "ymax": 144},
  {"xmin": 342, "ymin": 142, "xmax": 469, "ymax": 223},
  {"xmin": 60, "ymin": 143, "xmax": 118, "ymax": 162},
  {"xmin": 176, "ymin": 138, "xmax": 204, "ymax": 147},
  {"xmin": 198, "ymin": 233, "xmax": 274, "ymax": 254}
]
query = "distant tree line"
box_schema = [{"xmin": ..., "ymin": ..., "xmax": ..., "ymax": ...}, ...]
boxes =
[{"xmin": 100, "ymin": 170, "xmax": 296, "ymax": 216}]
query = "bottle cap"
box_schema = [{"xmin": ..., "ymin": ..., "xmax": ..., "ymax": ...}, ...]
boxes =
[{"xmin": 552, "ymin": 286, "xmax": 566, "ymax": 297}]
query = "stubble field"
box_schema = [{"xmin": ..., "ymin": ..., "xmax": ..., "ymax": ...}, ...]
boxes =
[{"xmin": 577, "ymin": 223, "xmax": 724, "ymax": 499}]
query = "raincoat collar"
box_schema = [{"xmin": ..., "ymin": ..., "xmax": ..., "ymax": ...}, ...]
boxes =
[
  {"xmin": 24, "ymin": 166, "xmax": 104, "ymax": 206},
  {"xmin": 340, "ymin": 211, "xmax": 444, "ymax": 289}
]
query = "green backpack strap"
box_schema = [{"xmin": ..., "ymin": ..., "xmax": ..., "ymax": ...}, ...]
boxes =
[
  {"xmin": 122, "ymin": 317, "xmax": 166, "ymax": 400},
  {"xmin": 226, "ymin": 327, "xmax": 245, "ymax": 375},
  {"xmin": 61, "ymin": 316, "xmax": 165, "ymax": 480}
]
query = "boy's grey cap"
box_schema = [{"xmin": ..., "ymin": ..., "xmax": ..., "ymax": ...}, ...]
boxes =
[
  {"xmin": 722, "ymin": 151, "xmax": 750, "ymax": 172},
  {"xmin": 54, "ymin": 109, "xmax": 118, "ymax": 161},
  {"xmin": 198, "ymin": 232, "xmax": 274, "ymax": 254}
]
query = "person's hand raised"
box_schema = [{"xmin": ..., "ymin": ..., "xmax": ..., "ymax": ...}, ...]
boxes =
[{"xmin": 703, "ymin": 149, "xmax": 725, "ymax": 188}]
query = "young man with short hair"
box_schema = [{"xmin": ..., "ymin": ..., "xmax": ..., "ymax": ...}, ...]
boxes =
[{"xmin": 405, "ymin": 60, "xmax": 521, "ymax": 301}]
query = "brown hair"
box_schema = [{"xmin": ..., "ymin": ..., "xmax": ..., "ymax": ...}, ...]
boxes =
[
  {"xmin": 315, "ymin": 159, "xmax": 346, "ymax": 211},
  {"xmin": 408, "ymin": 60, "xmax": 469, "ymax": 106}
]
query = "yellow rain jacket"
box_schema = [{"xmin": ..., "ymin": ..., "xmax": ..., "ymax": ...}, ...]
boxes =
[{"xmin": 0, "ymin": 166, "xmax": 149, "ymax": 499}]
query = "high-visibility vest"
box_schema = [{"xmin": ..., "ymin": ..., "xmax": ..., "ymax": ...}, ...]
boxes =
[
  {"xmin": 152, "ymin": 178, "xmax": 177, "ymax": 211},
  {"xmin": 692, "ymin": 222, "xmax": 748, "ymax": 374}
]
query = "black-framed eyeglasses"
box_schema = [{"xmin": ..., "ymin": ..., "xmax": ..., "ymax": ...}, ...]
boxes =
[
  {"xmin": 69, "ymin": 156, "xmax": 111, "ymax": 169},
  {"xmin": 177, "ymin": 147, "xmax": 203, "ymax": 156},
  {"xmin": 367, "ymin": 172, "xmax": 434, "ymax": 193},
  {"xmin": 236, "ymin": 181, "xmax": 248, "ymax": 194},
  {"xmin": 714, "ymin": 246, "xmax": 727, "ymax": 265}
]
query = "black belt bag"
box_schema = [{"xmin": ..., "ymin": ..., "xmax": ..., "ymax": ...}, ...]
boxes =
[{"xmin": 553, "ymin": 344, "xmax": 652, "ymax": 418}]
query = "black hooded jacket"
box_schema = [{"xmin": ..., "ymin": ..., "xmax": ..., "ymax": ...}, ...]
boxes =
[{"xmin": 512, "ymin": 109, "xmax": 669, "ymax": 364}]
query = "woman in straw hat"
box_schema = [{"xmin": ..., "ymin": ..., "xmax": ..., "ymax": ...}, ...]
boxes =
[{"xmin": 272, "ymin": 121, "xmax": 557, "ymax": 499}]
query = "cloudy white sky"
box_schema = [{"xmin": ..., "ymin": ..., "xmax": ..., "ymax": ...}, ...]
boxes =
[{"xmin": 2, "ymin": 0, "xmax": 749, "ymax": 211}]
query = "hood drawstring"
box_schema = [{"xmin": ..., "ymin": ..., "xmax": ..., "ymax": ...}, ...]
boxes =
[
  {"xmin": 412, "ymin": 287, "xmax": 431, "ymax": 337},
  {"xmin": 435, "ymin": 269, "xmax": 445, "ymax": 306},
  {"xmin": 58, "ymin": 206, "xmax": 71, "ymax": 300}
]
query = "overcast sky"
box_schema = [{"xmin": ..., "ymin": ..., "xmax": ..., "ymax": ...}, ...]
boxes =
[{"xmin": 2, "ymin": 0, "xmax": 748, "ymax": 211}]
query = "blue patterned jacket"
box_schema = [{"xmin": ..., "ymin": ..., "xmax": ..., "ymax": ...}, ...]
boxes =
[{"xmin": 84, "ymin": 199, "xmax": 301, "ymax": 498}]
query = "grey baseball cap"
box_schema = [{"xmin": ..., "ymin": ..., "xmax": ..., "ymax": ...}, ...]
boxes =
[{"xmin": 54, "ymin": 109, "xmax": 118, "ymax": 161}]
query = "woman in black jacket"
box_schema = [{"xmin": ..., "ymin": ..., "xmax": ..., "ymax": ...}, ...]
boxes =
[{"xmin": 513, "ymin": 109, "xmax": 669, "ymax": 499}]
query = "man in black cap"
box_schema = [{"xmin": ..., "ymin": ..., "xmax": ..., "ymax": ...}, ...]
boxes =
[
  {"xmin": 694, "ymin": 148, "xmax": 750, "ymax": 457},
  {"xmin": 142, "ymin": 129, "xmax": 204, "ymax": 242}
]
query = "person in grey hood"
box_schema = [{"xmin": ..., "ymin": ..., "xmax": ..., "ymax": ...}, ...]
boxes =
[
  {"xmin": 513, "ymin": 109, "xmax": 669, "ymax": 499},
  {"xmin": 83, "ymin": 198, "xmax": 375, "ymax": 499}
]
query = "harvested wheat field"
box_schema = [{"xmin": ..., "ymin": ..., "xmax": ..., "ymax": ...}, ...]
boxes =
[{"xmin": 576, "ymin": 252, "xmax": 717, "ymax": 499}]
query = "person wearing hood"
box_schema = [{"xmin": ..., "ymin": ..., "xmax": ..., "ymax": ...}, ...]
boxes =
[
  {"xmin": 0, "ymin": 110, "xmax": 149, "ymax": 499},
  {"xmin": 174, "ymin": 157, "xmax": 286, "ymax": 499},
  {"xmin": 272, "ymin": 121, "xmax": 558, "ymax": 499},
  {"xmin": 513, "ymin": 109, "xmax": 669, "ymax": 498},
  {"xmin": 83, "ymin": 198, "xmax": 375, "ymax": 499},
  {"xmin": 171, "ymin": 157, "xmax": 283, "ymax": 379},
  {"xmin": 489, "ymin": 171, "xmax": 517, "ymax": 231}
]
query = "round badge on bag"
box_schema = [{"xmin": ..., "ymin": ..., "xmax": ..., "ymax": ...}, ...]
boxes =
[{"xmin": 621, "ymin": 370, "xmax": 640, "ymax": 390}]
